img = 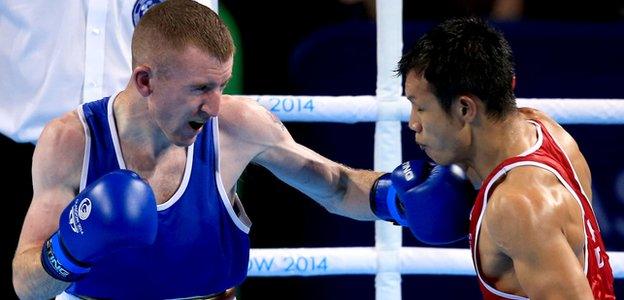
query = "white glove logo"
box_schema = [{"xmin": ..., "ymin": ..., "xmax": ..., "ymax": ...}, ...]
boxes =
[
  {"xmin": 78, "ymin": 198, "xmax": 92, "ymax": 220},
  {"xmin": 68, "ymin": 198, "xmax": 91, "ymax": 234},
  {"xmin": 401, "ymin": 162, "xmax": 415, "ymax": 181}
]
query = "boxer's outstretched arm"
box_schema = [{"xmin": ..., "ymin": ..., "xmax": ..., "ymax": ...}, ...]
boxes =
[
  {"xmin": 12, "ymin": 112, "xmax": 84, "ymax": 299},
  {"xmin": 485, "ymin": 173, "xmax": 593, "ymax": 299},
  {"xmin": 257, "ymin": 137, "xmax": 380, "ymax": 220},
  {"xmin": 227, "ymin": 98, "xmax": 380, "ymax": 220}
]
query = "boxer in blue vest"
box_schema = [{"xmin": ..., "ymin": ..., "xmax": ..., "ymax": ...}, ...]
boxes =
[{"xmin": 13, "ymin": 1, "xmax": 380, "ymax": 298}]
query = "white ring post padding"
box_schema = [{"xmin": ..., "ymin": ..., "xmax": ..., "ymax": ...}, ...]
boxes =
[
  {"xmin": 248, "ymin": 247, "xmax": 624, "ymax": 278},
  {"xmin": 249, "ymin": 96, "xmax": 624, "ymax": 124},
  {"xmin": 374, "ymin": 1, "xmax": 403, "ymax": 300}
]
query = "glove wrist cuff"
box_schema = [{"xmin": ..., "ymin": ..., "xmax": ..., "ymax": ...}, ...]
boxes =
[
  {"xmin": 41, "ymin": 232, "xmax": 91, "ymax": 282},
  {"xmin": 371, "ymin": 174, "xmax": 406, "ymax": 226}
]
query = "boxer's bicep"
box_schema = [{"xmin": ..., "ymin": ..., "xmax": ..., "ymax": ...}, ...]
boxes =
[
  {"xmin": 21, "ymin": 112, "xmax": 84, "ymax": 251},
  {"xmin": 486, "ymin": 189, "xmax": 592, "ymax": 299}
]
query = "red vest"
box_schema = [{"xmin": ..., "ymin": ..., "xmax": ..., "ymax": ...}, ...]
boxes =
[{"xmin": 468, "ymin": 119, "xmax": 614, "ymax": 299}]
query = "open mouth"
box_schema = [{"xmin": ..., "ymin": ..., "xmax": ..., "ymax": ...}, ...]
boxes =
[{"xmin": 189, "ymin": 121, "xmax": 205, "ymax": 130}]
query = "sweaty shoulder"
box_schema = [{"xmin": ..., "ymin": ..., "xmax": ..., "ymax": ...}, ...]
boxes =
[
  {"xmin": 32, "ymin": 110, "xmax": 85, "ymax": 190},
  {"xmin": 518, "ymin": 107, "xmax": 592, "ymax": 198},
  {"xmin": 218, "ymin": 95, "xmax": 289, "ymax": 146},
  {"xmin": 485, "ymin": 166, "xmax": 572, "ymax": 253}
]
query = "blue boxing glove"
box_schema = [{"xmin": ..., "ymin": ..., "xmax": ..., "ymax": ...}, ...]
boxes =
[
  {"xmin": 41, "ymin": 170, "xmax": 158, "ymax": 281},
  {"xmin": 392, "ymin": 162, "xmax": 476, "ymax": 245},
  {"xmin": 370, "ymin": 160, "xmax": 432, "ymax": 226}
]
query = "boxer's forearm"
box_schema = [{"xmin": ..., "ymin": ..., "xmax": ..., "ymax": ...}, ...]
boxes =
[
  {"xmin": 324, "ymin": 166, "xmax": 380, "ymax": 220},
  {"xmin": 13, "ymin": 247, "xmax": 70, "ymax": 300}
]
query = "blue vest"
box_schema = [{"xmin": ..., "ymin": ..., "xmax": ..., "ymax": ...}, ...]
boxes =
[{"xmin": 67, "ymin": 96, "xmax": 250, "ymax": 299}]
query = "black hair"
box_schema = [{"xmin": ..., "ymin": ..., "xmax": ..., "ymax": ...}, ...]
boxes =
[{"xmin": 398, "ymin": 17, "xmax": 516, "ymax": 119}]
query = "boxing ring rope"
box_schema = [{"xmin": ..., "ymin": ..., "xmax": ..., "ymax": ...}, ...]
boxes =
[
  {"xmin": 249, "ymin": 96, "xmax": 624, "ymax": 124},
  {"xmin": 248, "ymin": 247, "xmax": 624, "ymax": 278}
]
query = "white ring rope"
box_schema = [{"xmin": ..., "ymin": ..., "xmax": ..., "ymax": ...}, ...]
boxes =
[
  {"xmin": 248, "ymin": 95, "xmax": 624, "ymax": 124},
  {"xmin": 248, "ymin": 247, "xmax": 624, "ymax": 278}
]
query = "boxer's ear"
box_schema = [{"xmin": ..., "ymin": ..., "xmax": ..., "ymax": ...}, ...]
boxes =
[
  {"xmin": 455, "ymin": 95, "xmax": 477, "ymax": 122},
  {"xmin": 133, "ymin": 65, "xmax": 152, "ymax": 97}
]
